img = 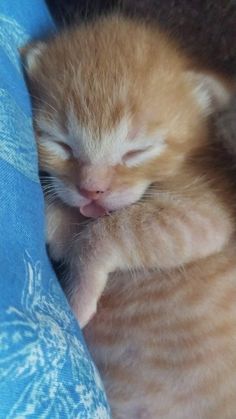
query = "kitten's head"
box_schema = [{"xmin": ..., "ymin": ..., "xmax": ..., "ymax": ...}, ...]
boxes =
[{"xmin": 23, "ymin": 16, "xmax": 234, "ymax": 218}]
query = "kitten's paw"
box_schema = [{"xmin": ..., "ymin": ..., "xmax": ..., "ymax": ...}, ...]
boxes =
[
  {"xmin": 46, "ymin": 211, "xmax": 69, "ymax": 261},
  {"xmin": 69, "ymin": 266, "xmax": 108, "ymax": 328}
]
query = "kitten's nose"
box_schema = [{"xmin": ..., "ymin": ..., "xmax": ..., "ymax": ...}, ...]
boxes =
[
  {"xmin": 79, "ymin": 188, "xmax": 105, "ymax": 201},
  {"xmin": 78, "ymin": 164, "xmax": 114, "ymax": 199}
]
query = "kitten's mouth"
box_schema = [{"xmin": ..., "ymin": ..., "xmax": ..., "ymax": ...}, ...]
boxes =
[{"xmin": 80, "ymin": 202, "xmax": 109, "ymax": 218}]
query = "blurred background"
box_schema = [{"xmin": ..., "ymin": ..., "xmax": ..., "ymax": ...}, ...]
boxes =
[{"xmin": 46, "ymin": 0, "xmax": 236, "ymax": 76}]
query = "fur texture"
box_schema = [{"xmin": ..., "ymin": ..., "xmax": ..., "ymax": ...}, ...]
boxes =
[{"xmin": 23, "ymin": 15, "xmax": 236, "ymax": 418}]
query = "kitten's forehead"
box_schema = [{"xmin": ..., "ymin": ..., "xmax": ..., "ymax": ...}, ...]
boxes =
[
  {"xmin": 67, "ymin": 106, "xmax": 131, "ymax": 164},
  {"xmin": 65, "ymin": 105, "xmax": 167, "ymax": 166}
]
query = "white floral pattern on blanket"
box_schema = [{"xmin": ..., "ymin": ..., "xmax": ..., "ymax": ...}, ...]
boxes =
[
  {"xmin": 0, "ymin": 89, "xmax": 38, "ymax": 182},
  {"xmin": 0, "ymin": 14, "xmax": 29, "ymax": 72},
  {"xmin": 0, "ymin": 252, "xmax": 110, "ymax": 419},
  {"xmin": 0, "ymin": 3, "xmax": 110, "ymax": 417}
]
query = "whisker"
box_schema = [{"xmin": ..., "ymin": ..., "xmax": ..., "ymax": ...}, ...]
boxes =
[
  {"xmin": 30, "ymin": 95, "xmax": 58, "ymax": 113},
  {"xmin": 40, "ymin": 176, "xmax": 53, "ymax": 180},
  {"xmin": 41, "ymin": 184, "xmax": 55, "ymax": 190},
  {"xmin": 44, "ymin": 193, "xmax": 58, "ymax": 202}
]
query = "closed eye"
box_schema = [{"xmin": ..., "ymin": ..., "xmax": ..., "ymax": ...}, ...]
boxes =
[
  {"xmin": 41, "ymin": 138, "xmax": 73, "ymax": 160},
  {"xmin": 122, "ymin": 147, "xmax": 151, "ymax": 163},
  {"xmin": 56, "ymin": 141, "xmax": 73, "ymax": 155}
]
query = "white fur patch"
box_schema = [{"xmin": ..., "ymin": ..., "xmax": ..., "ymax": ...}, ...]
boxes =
[{"xmin": 187, "ymin": 71, "xmax": 231, "ymax": 114}]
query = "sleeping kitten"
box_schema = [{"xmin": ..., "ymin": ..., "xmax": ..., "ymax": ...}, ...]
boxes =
[{"xmin": 23, "ymin": 15, "xmax": 236, "ymax": 418}]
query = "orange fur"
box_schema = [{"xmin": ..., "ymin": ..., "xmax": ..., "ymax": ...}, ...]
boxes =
[{"xmin": 24, "ymin": 15, "xmax": 236, "ymax": 418}]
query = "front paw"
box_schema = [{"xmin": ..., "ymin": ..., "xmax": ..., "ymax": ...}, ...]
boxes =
[
  {"xmin": 45, "ymin": 201, "xmax": 85, "ymax": 262},
  {"xmin": 68, "ymin": 265, "xmax": 109, "ymax": 328},
  {"xmin": 45, "ymin": 201, "xmax": 69, "ymax": 261},
  {"xmin": 66, "ymin": 219, "xmax": 119, "ymax": 327},
  {"xmin": 72, "ymin": 289, "xmax": 98, "ymax": 328}
]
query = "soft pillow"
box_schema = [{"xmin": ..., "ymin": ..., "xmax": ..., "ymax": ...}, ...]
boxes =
[{"xmin": 0, "ymin": 1, "xmax": 110, "ymax": 417}]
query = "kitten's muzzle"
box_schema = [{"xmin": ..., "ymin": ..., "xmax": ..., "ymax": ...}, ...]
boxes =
[
  {"xmin": 79, "ymin": 188, "xmax": 105, "ymax": 201},
  {"xmin": 78, "ymin": 187, "xmax": 109, "ymax": 218},
  {"xmin": 78, "ymin": 164, "xmax": 114, "ymax": 195}
]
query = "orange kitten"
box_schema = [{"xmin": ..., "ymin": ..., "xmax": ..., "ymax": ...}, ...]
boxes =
[{"xmin": 23, "ymin": 15, "xmax": 236, "ymax": 418}]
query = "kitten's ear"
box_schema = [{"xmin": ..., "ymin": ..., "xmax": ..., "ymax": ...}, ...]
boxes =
[
  {"xmin": 20, "ymin": 42, "xmax": 46, "ymax": 75},
  {"xmin": 186, "ymin": 71, "xmax": 234, "ymax": 115}
]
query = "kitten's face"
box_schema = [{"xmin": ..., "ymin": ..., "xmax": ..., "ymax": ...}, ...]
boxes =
[{"xmin": 24, "ymin": 16, "xmax": 231, "ymax": 217}]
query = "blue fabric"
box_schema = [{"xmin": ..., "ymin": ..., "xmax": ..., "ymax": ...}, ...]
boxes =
[{"xmin": 0, "ymin": 1, "xmax": 110, "ymax": 417}]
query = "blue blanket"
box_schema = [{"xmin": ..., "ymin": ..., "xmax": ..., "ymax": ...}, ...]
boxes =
[{"xmin": 0, "ymin": 1, "xmax": 110, "ymax": 417}]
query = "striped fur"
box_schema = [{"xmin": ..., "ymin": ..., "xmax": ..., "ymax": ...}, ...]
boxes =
[{"xmin": 24, "ymin": 15, "xmax": 236, "ymax": 418}]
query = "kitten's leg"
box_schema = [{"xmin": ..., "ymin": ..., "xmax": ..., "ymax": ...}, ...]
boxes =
[
  {"xmin": 46, "ymin": 200, "xmax": 98, "ymax": 324},
  {"xmin": 69, "ymin": 194, "xmax": 233, "ymax": 327},
  {"xmin": 45, "ymin": 200, "xmax": 85, "ymax": 262}
]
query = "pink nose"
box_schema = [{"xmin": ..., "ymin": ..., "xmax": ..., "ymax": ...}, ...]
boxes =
[
  {"xmin": 79, "ymin": 188, "xmax": 105, "ymax": 201},
  {"xmin": 78, "ymin": 164, "xmax": 113, "ymax": 196}
]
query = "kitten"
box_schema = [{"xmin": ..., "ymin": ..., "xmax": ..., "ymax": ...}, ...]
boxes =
[{"xmin": 23, "ymin": 15, "xmax": 236, "ymax": 418}]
